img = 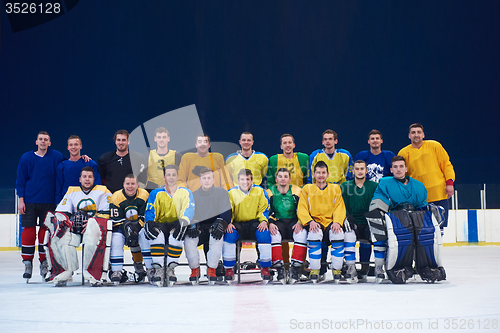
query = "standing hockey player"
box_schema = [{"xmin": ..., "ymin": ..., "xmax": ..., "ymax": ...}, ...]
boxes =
[
  {"xmin": 340, "ymin": 160, "xmax": 378, "ymax": 282},
  {"xmin": 366, "ymin": 156, "xmax": 446, "ymax": 284},
  {"xmin": 223, "ymin": 169, "xmax": 272, "ymax": 283},
  {"xmin": 56, "ymin": 135, "xmax": 101, "ymax": 203},
  {"xmin": 98, "ymin": 130, "xmax": 146, "ymax": 193},
  {"xmin": 308, "ymin": 129, "xmax": 353, "ymax": 184},
  {"xmin": 184, "ymin": 167, "xmax": 232, "ymax": 285},
  {"xmin": 297, "ymin": 161, "xmax": 356, "ymax": 284},
  {"xmin": 177, "ymin": 134, "xmax": 232, "ymax": 191},
  {"xmin": 267, "ymin": 168, "xmax": 305, "ymax": 284},
  {"xmin": 266, "ymin": 134, "xmax": 309, "ymax": 187},
  {"xmin": 109, "ymin": 174, "xmax": 149, "ymax": 285},
  {"xmin": 398, "ymin": 123, "xmax": 455, "ymax": 233},
  {"xmin": 139, "ymin": 164, "xmax": 195, "ymax": 287},
  {"xmin": 141, "ymin": 127, "xmax": 182, "ymax": 191},
  {"xmin": 43, "ymin": 166, "xmax": 112, "ymax": 286},
  {"xmin": 354, "ymin": 130, "xmax": 395, "ymax": 183},
  {"xmin": 226, "ymin": 132, "xmax": 269, "ymax": 187},
  {"xmin": 16, "ymin": 131, "xmax": 64, "ymax": 282}
]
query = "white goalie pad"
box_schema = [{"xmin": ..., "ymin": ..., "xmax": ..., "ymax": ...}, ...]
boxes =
[{"xmin": 82, "ymin": 218, "xmax": 112, "ymax": 283}]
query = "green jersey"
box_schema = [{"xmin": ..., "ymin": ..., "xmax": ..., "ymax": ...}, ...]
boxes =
[
  {"xmin": 340, "ymin": 180, "xmax": 378, "ymax": 225},
  {"xmin": 266, "ymin": 185, "xmax": 301, "ymax": 220}
]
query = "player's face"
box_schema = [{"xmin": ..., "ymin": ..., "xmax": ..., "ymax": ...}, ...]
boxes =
[
  {"xmin": 391, "ymin": 161, "xmax": 407, "ymax": 179},
  {"xmin": 238, "ymin": 175, "xmax": 252, "ymax": 191},
  {"xmin": 314, "ymin": 167, "xmax": 328, "ymax": 184},
  {"xmin": 276, "ymin": 171, "xmax": 291, "ymax": 187},
  {"xmin": 409, "ymin": 127, "xmax": 425, "ymax": 145},
  {"xmin": 154, "ymin": 132, "xmax": 170, "ymax": 149},
  {"xmin": 239, "ymin": 134, "xmax": 254, "ymax": 151},
  {"xmin": 36, "ymin": 134, "xmax": 51, "ymax": 151},
  {"xmin": 322, "ymin": 134, "xmax": 337, "ymax": 149},
  {"xmin": 280, "ymin": 136, "xmax": 295, "ymax": 155},
  {"xmin": 123, "ymin": 177, "xmax": 138, "ymax": 197},
  {"xmin": 164, "ymin": 169, "xmax": 178, "ymax": 187},
  {"xmin": 115, "ymin": 134, "xmax": 129, "ymax": 152},
  {"xmin": 199, "ymin": 171, "xmax": 215, "ymax": 190},
  {"xmin": 67, "ymin": 138, "xmax": 82, "ymax": 157},
  {"xmin": 353, "ymin": 163, "xmax": 367, "ymax": 180},
  {"xmin": 79, "ymin": 171, "xmax": 95, "ymax": 190},
  {"xmin": 195, "ymin": 136, "xmax": 210, "ymax": 154},
  {"xmin": 368, "ymin": 134, "xmax": 383, "ymax": 149}
]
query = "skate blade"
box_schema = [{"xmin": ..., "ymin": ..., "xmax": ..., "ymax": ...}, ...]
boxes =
[
  {"xmin": 278, "ymin": 279, "xmax": 286, "ymax": 285},
  {"xmin": 167, "ymin": 280, "xmax": 176, "ymax": 287},
  {"xmin": 347, "ymin": 277, "xmax": 358, "ymax": 284},
  {"xmin": 190, "ymin": 280, "xmax": 199, "ymax": 286},
  {"xmin": 113, "ymin": 281, "xmax": 120, "ymax": 286},
  {"xmin": 209, "ymin": 280, "xmax": 216, "ymax": 286},
  {"xmin": 375, "ymin": 277, "xmax": 384, "ymax": 284}
]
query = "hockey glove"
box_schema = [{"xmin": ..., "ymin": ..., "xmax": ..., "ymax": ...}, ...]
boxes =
[
  {"xmin": 172, "ymin": 218, "xmax": 190, "ymax": 241},
  {"xmin": 342, "ymin": 215, "xmax": 357, "ymax": 233},
  {"xmin": 70, "ymin": 211, "xmax": 88, "ymax": 235},
  {"xmin": 210, "ymin": 218, "xmax": 228, "ymax": 240},
  {"xmin": 186, "ymin": 224, "xmax": 200, "ymax": 239},
  {"xmin": 123, "ymin": 221, "xmax": 142, "ymax": 247},
  {"xmin": 144, "ymin": 221, "xmax": 160, "ymax": 240}
]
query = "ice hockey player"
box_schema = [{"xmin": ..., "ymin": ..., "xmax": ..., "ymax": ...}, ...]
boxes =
[
  {"xmin": 184, "ymin": 167, "xmax": 232, "ymax": 285},
  {"xmin": 354, "ymin": 129, "xmax": 395, "ymax": 183},
  {"xmin": 366, "ymin": 155, "xmax": 446, "ymax": 284},
  {"xmin": 267, "ymin": 168, "xmax": 304, "ymax": 284},
  {"xmin": 297, "ymin": 161, "xmax": 356, "ymax": 284},
  {"xmin": 223, "ymin": 169, "xmax": 272, "ymax": 283},
  {"xmin": 109, "ymin": 174, "xmax": 149, "ymax": 285},
  {"xmin": 43, "ymin": 166, "xmax": 112, "ymax": 287},
  {"xmin": 139, "ymin": 164, "xmax": 195, "ymax": 287},
  {"xmin": 266, "ymin": 134, "xmax": 309, "ymax": 187}
]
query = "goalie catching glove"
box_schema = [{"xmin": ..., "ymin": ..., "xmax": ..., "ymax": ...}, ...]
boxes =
[
  {"xmin": 172, "ymin": 218, "xmax": 190, "ymax": 241},
  {"xmin": 210, "ymin": 218, "xmax": 228, "ymax": 240}
]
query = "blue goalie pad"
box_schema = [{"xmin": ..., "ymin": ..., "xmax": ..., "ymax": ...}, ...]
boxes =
[
  {"xmin": 385, "ymin": 210, "xmax": 415, "ymax": 284},
  {"xmin": 410, "ymin": 210, "xmax": 446, "ymax": 282}
]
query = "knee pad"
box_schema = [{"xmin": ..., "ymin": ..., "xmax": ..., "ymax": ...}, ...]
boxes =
[
  {"xmin": 270, "ymin": 231, "xmax": 282, "ymax": 244},
  {"xmin": 223, "ymin": 229, "xmax": 239, "ymax": 243},
  {"xmin": 293, "ymin": 229, "xmax": 307, "ymax": 244},
  {"xmin": 410, "ymin": 210, "xmax": 445, "ymax": 282},
  {"xmin": 385, "ymin": 210, "xmax": 415, "ymax": 284},
  {"xmin": 307, "ymin": 229, "xmax": 323, "ymax": 242},
  {"xmin": 255, "ymin": 229, "xmax": 271, "ymax": 243}
]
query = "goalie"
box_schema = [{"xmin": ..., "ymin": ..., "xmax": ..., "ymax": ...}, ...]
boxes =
[
  {"xmin": 43, "ymin": 167, "xmax": 112, "ymax": 286},
  {"xmin": 365, "ymin": 156, "xmax": 446, "ymax": 284}
]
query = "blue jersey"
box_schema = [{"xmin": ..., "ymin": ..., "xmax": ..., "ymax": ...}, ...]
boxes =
[
  {"xmin": 371, "ymin": 176, "xmax": 427, "ymax": 211},
  {"xmin": 355, "ymin": 150, "xmax": 395, "ymax": 183},
  {"xmin": 145, "ymin": 186, "xmax": 195, "ymax": 224},
  {"xmin": 56, "ymin": 158, "xmax": 101, "ymax": 204},
  {"xmin": 16, "ymin": 149, "xmax": 65, "ymax": 204}
]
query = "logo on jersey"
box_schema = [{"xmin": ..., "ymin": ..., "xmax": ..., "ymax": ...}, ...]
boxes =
[
  {"xmin": 367, "ymin": 163, "xmax": 384, "ymax": 182},
  {"xmin": 125, "ymin": 206, "xmax": 139, "ymax": 221},
  {"xmin": 77, "ymin": 198, "xmax": 97, "ymax": 217}
]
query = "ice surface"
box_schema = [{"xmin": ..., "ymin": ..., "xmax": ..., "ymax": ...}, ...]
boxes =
[{"xmin": 1, "ymin": 246, "xmax": 499, "ymax": 333}]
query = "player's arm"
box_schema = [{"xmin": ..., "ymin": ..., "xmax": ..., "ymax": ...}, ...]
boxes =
[
  {"xmin": 96, "ymin": 190, "xmax": 112, "ymax": 219},
  {"xmin": 436, "ymin": 144, "xmax": 455, "ymax": 197},
  {"xmin": 345, "ymin": 150, "xmax": 354, "ymax": 181},
  {"xmin": 369, "ymin": 180, "xmax": 391, "ymax": 212},
  {"xmin": 91, "ymin": 161, "xmax": 102, "ymax": 186},
  {"xmin": 331, "ymin": 186, "xmax": 346, "ymax": 232},
  {"xmin": 256, "ymin": 188, "xmax": 270, "ymax": 231},
  {"xmin": 97, "ymin": 155, "xmax": 107, "ymax": 186},
  {"xmin": 177, "ymin": 188, "xmax": 195, "ymax": 224},
  {"xmin": 266, "ymin": 155, "xmax": 277, "ymax": 187}
]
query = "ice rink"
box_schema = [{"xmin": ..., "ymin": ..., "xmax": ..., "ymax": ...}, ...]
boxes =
[{"xmin": 1, "ymin": 245, "xmax": 499, "ymax": 333}]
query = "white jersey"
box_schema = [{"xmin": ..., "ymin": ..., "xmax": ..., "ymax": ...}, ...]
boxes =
[{"xmin": 56, "ymin": 185, "xmax": 111, "ymax": 218}]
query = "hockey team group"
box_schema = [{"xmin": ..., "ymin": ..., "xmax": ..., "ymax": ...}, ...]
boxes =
[{"xmin": 15, "ymin": 123, "xmax": 454, "ymax": 287}]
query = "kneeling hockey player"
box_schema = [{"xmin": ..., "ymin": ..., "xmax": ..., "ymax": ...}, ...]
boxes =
[
  {"xmin": 109, "ymin": 174, "xmax": 149, "ymax": 285},
  {"xmin": 184, "ymin": 167, "xmax": 232, "ymax": 285},
  {"xmin": 366, "ymin": 156, "xmax": 446, "ymax": 284},
  {"xmin": 43, "ymin": 166, "xmax": 112, "ymax": 286}
]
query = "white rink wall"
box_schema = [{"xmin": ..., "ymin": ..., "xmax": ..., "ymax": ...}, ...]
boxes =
[{"xmin": 1, "ymin": 210, "xmax": 500, "ymax": 248}]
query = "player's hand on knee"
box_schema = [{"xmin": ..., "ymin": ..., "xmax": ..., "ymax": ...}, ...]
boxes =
[
  {"xmin": 331, "ymin": 222, "xmax": 341, "ymax": 234},
  {"xmin": 210, "ymin": 218, "xmax": 228, "ymax": 240},
  {"xmin": 144, "ymin": 220, "xmax": 160, "ymax": 240},
  {"xmin": 173, "ymin": 218, "xmax": 189, "ymax": 241},
  {"xmin": 257, "ymin": 221, "xmax": 269, "ymax": 232},
  {"xmin": 226, "ymin": 223, "xmax": 235, "ymax": 234},
  {"xmin": 186, "ymin": 224, "xmax": 200, "ymax": 239},
  {"xmin": 269, "ymin": 223, "xmax": 278, "ymax": 236},
  {"xmin": 309, "ymin": 220, "xmax": 320, "ymax": 233},
  {"xmin": 292, "ymin": 222, "xmax": 303, "ymax": 234},
  {"xmin": 124, "ymin": 221, "xmax": 141, "ymax": 246}
]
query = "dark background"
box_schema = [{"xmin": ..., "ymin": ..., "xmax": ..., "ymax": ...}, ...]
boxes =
[{"xmin": 1, "ymin": 1, "xmax": 499, "ymax": 193}]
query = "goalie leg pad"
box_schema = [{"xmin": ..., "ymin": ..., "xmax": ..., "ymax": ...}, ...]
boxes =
[
  {"xmin": 365, "ymin": 210, "xmax": 387, "ymax": 243},
  {"xmin": 82, "ymin": 217, "xmax": 111, "ymax": 283},
  {"xmin": 411, "ymin": 210, "xmax": 445, "ymax": 282},
  {"xmin": 385, "ymin": 210, "xmax": 415, "ymax": 284}
]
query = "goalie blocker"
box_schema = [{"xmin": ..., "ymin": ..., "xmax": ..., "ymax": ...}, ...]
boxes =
[
  {"xmin": 43, "ymin": 212, "xmax": 112, "ymax": 285},
  {"xmin": 365, "ymin": 204, "xmax": 445, "ymax": 284}
]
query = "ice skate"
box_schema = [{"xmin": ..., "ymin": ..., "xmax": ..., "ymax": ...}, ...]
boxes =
[
  {"xmin": 207, "ymin": 267, "xmax": 217, "ymax": 285},
  {"xmin": 358, "ymin": 264, "xmax": 369, "ymax": 282},
  {"xmin": 224, "ymin": 268, "xmax": 234, "ymax": 284},
  {"xmin": 146, "ymin": 267, "xmax": 155, "ymax": 285},
  {"xmin": 375, "ymin": 264, "xmax": 385, "ymax": 284},
  {"xmin": 39, "ymin": 260, "xmax": 48, "ymax": 281},
  {"xmin": 261, "ymin": 267, "xmax": 271, "ymax": 284},
  {"xmin": 151, "ymin": 263, "xmax": 164, "ymax": 287},
  {"xmin": 344, "ymin": 264, "xmax": 358, "ymax": 284},
  {"xmin": 166, "ymin": 262, "xmax": 178, "ymax": 287},
  {"xmin": 111, "ymin": 270, "xmax": 122, "ymax": 286},
  {"xmin": 309, "ymin": 269, "xmax": 320, "ymax": 284},
  {"xmin": 272, "ymin": 262, "xmax": 286, "ymax": 285},
  {"xmin": 133, "ymin": 262, "xmax": 146, "ymax": 283},
  {"xmin": 189, "ymin": 267, "xmax": 200, "ymax": 285},
  {"xmin": 22, "ymin": 260, "xmax": 33, "ymax": 283},
  {"xmin": 288, "ymin": 262, "xmax": 301, "ymax": 284},
  {"xmin": 332, "ymin": 269, "xmax": 342, "ymax": 284}
]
